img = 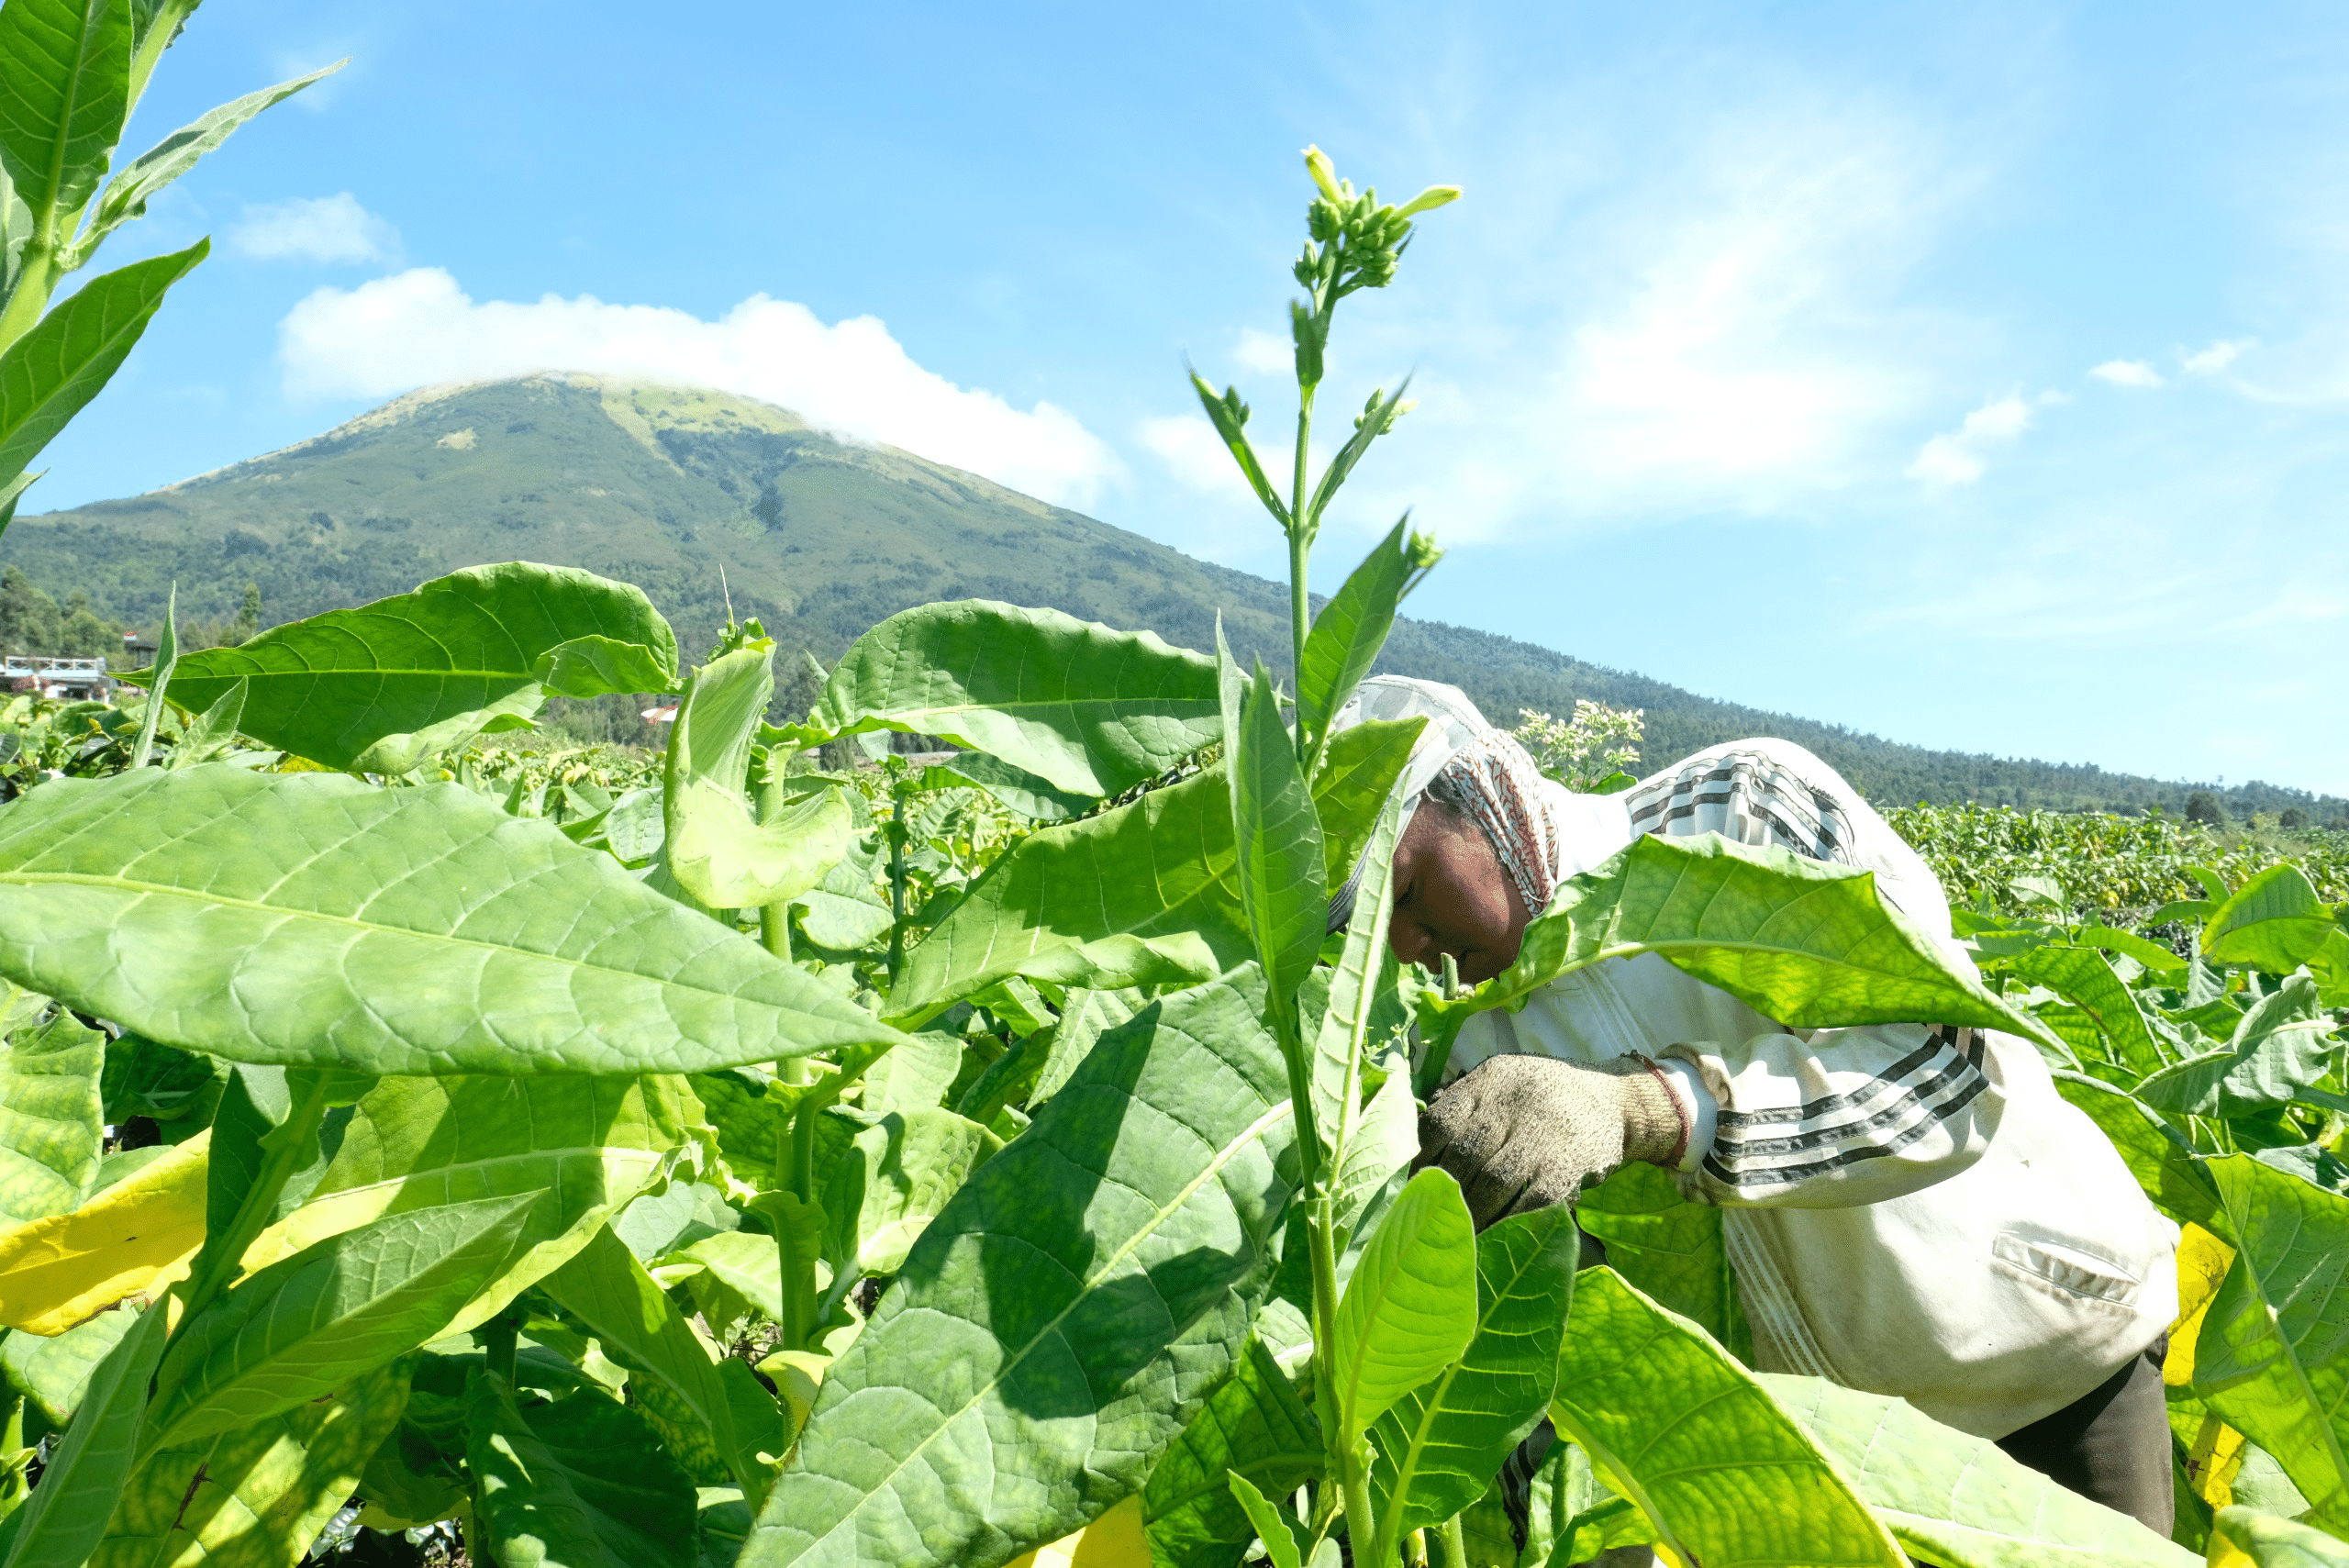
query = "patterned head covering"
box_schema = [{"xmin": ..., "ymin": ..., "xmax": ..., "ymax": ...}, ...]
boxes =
[
  {"xmin": 1325, "ymin": 676, "xmax": 1564, "ymax": 929},
  {"xmin": 1422, "ymin": 728, "xmax": 1563, "ymax": 914}
]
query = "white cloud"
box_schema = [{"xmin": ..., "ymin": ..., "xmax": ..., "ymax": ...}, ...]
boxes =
[
  {"xmin": 230, "ymin": 193, "xmax": 398, "ymax": 264},
  {"xmin": 1231, "ymin": 327, "xmax": 1291, "ymax": 376},
  {"xmin": 1306, "ymin": 102, "xmax": 1987, "ymax": 542},
  {"xmin": 2183, "ymin": 338, "xmax": 2254, "ymax": 375},
  {"xmin": 2089, "ymin": 359, "xmax": 2164, "ymax": 388},
  {"xmin": 1906, "ymin": 391, "xmax": 2057, "ymax": 486},
  {"xmin": 1137, "ymin": 414, "xmax": 1246, "ymax": 497},
  {"xmin": 276, "ymin": 268, "xmax": 1125, "ymax": 509}
]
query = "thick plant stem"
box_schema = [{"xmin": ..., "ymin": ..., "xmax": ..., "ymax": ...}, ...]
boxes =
[
  {"xmin": 1308, "ymin": 1197, "xmax": 1379, "ymax": 1562},
  {"xmin": 885, "ymin": 778, "xmax": 911, "ymax": 989},
  {"xmin": 1287, "ymin": 390, "xmax": 1318, "ymax": 763},
  {"xmin": 754, "ymin": 767, "xmax": 796, "ymax": 970},
  {"xmin": 481, "ymin": 1305, "xmax": 523, "ymax": 1384},
  {"xmin": 790, "ymin": 1094, "xmax": 823, "ymax": 1204},
  {"xmin": 0, "ymin": 248, "xmax": 54, "ymax": 357},
  {"xmin": 177, "ymin": 1072, "xmax": 333, "ymax": 1328},
  {"xmin": 759, "ymin": 902, "xmax": 793, "ymax": 964},
  {"xmin": 777, "ymin": 1207, "xmax": 821, "ymax": 1350},
  {"xmin": 1436, "ymin": 1512, "xmax": 1468, "ymax": 1568},
  {"xmin": 0, "ymin": 1392, "xmax": 27, "ymax": 1518},
  {"xmin": 759, "ymin": 893, "xmax": 815, "ymax": 1086},
  {"xmin": 1287, "ymin": 526, "xmax": 1312, "ymax": 759}
]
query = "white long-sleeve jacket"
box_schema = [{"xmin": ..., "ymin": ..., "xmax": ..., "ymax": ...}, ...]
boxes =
[{"xmin": 1449, "ymin": 739, "xmax": 2178, "ymax": 1438}]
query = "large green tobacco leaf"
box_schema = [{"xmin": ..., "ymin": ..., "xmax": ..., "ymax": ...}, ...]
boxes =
[
  {"xmin": 2182, "ymin": 1153, "xmax": 2349, "ymax": 1533},
  {"xmin": 0, "ymin": 242, "xmax": 206, "ymax": 489},
  {"xmin": 1221, "ymin": 647, "xmax": 1325, "ymax": 1024},
  {"xmin": 82, "ymin": 62, "xmax": 340, "ymax": 254},
  {"xmin": 859, "ymin": 1029, "xmax": 963, "ymax": 1116},
  {"xmin": 1330, "ymin": 1168, "xmax": 1478, "ymax": 1445},
  {"xmin": 793, "ymin": 838, "xmax": 895, "ymax": 955},
  {"xmin": 155, "ymin": 562, "xmax": 680, "ymax": 773},
  {"xmin": 2208, "ymin": 1506, "xmax": 2349, "ymax": 1567},
  {"xmin": 1575, "ymin": 1163, "xmax": 1750, "ymax": 1357},
  {"xmin": 1312, "ymin": 790, "xmax": 1406, "ymax": 1194},
  {"xmin": 2206, "ymin": 865, "xmax": 2340, "ymax": 975},
  {"xmin": 1297, "ymin": 517, "xmax": 1436, "ymax": 766},
  {"xmin": 180, "ymin": 1066, "xmax": 351, "ymax": 1348},
  {"xmin": 0, "ymin": 1297, "xmax": 169, "ymax": 1568},
  {"xmin": 666, "ymin": 644, "xmax": 852, "ymax": 910},
  {"xmin": 744, "ymin": 971, "xmax": 1300, "ymax": 1568},
  {"xmin": 542, "ymin": 1226, "xmax": 785, "ymax": 1507},
  {"xmin": 2139, "ymin": 974, "xmax": 2338, "ymax": 1118},
  {"xmin": 915, "ymin": 751, "xmax": 1092, "ymax": 823},
  {"xmin": 662, "ymin": 1229, "xmax": 786, "ymax": 1328},
  {"xmin": 0, "ymin": 0, "xmax": 130, "ymax": 228},
  {"xmin": 469, "ymin": 1374, "xmax": 698, "ymax": 1568},
  {"xmin": 891, "ymin": 765, "xmax": 1246, "ymax": 1023},
  {"xmin": 819, "ymin": 1106, "xmax": 1001, "ymax": 1282},
  {"xmin": 0, "ymin": 767, "xmax": 908, "ymax": 1075},
  {"xmin": 1369, "ymin": 1206, "xmax": 1579, "ymax": 1539},
  {"xmin": 1433, "ymin": 832, "xmax": 2059, "ymax": 1051},
  {"xmin": 1310, "ymin": 717, "xmax": 1421, "ymax": 897},
  {"xmin": 0, "ymin": 1006, "xmax": 103, "ymax": 1229},
  {"xmin": 1525, "ymin": 1440, "xmax": 1654, "ymax": 1568},
  {"xmin": 0, "ymin": 1298, "xmax": 137, "ymax": 1426},
  {"xmin": 250, "ymin": 1073, "xmax": 696, "ymax": 1336},
  {"xmin": 90, "ymin": 1356, "xmax": 409, "ymax": 1568},
  {"xmin": 1141, "ymin": 1338, "xmax": 1320, "ymax": 1568},
  {"xmin": 1031, "ymin": 987, "xmax": 1144, "ymax": 1107},
  {"xmin": 1763, "ymin": 1373, "xmax": 2197, "ymax": 1568},
  {"xmin": 143, "ymin": 1190, "xmax": 540, "ymax": 1451},
  {"xmin": 806, "ymin": 600, "xmax": 1220, "ymax": 797},
  {"xmin": 896, "ymin": 729, "xmax": 1392, "ymax": 1028},
  {"xmin": 1550, "ymin": 1269, "xmax": 1904, "ymax": 1568},
  {"xmin": 2008, "ymin": 945, "xmax": 2165, "ymax": 1076},
  {"xmin": 2051, "ymin": 1072, "xmax": 2221, "ymax": 1228}
]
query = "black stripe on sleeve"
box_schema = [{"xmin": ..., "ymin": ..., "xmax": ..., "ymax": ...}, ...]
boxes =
[
  {"xmin": 1710, "ymin": 1033, "xmax": 1950, "ymax": 1134},
  {"xmin": 1700, "ymin": 1073, "xmax": 1989, "ymax": 1189},
  {"xmin": 1708, "ymin": 1047, "xmax": 1985, "ymax": 1161}
]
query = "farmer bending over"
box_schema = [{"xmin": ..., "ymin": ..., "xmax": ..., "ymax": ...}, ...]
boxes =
[{"xmin": 1330, "ymin": 677, "xmax": 2179, "ymax": 1531}]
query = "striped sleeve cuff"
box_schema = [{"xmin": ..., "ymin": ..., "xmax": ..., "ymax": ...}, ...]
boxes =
[{"xmin": 1693, "ymin": 1025, "xmax": 1991, "ymax": 1199}]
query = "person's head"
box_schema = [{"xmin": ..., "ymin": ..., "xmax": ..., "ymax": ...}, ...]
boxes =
[
  {"xmin": 1386, "ymin": 780, "xmax": 1531, "ymax": 984},
  {"xmin": 1325, "ymin": 675, "xmax": 1565, "ymax": 984}
]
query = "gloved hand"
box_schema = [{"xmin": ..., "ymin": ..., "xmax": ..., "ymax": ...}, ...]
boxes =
[{"xmin": 1417, "ymin": 1053, "xmax": 1688, "ymax": 1229}]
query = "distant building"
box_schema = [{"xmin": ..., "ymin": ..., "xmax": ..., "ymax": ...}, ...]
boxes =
[
  {"xmin": 4, "ymin": 655, "xmax": 114, "ymax": 702},
  {"xmin": 121, "ymin": 630, "xmax": 158, "ymax": 662}
]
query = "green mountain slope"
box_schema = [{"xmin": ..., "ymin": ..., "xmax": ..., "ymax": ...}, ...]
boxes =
[{"xmin": 6, "ymin": 373, "xmax": 2337, "ymax": 817}]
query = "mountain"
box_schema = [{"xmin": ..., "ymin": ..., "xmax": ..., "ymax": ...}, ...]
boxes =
[{"xmin": 6, "ymin": 373, "xmax": 2340, "ymax": 819}]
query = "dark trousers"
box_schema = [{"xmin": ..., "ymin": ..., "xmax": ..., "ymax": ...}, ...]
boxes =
[{"xmin": 1993, "ymin": 1338, "xmax": 2174, "ymax": 1536}]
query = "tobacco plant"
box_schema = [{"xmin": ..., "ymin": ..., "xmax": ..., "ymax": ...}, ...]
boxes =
[
  {"xmin": 0, "ymin": 0, "xmax": 334, "ymax": 536},
  {"xmin": 0, "ymin": 129, "xmax": 2342, "ymax": 1568}
]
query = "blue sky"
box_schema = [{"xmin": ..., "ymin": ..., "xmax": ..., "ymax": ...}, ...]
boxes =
[{"xmin": 31, "ymin": 1, "xmax": 2349, "ymax": 795}]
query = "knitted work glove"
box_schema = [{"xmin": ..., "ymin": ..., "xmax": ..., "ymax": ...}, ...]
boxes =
[{"xmin": 1417, "ymin": 1053, "xmax": 1689, "ymax": 1230}]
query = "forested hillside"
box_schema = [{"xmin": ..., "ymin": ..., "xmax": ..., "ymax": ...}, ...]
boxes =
[{"xmin": 6, "ymin": 373, "xmax": 2338, "ymax": 818}]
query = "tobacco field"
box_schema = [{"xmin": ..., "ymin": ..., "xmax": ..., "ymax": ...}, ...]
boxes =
[{"xmin": 4, "ymin": 6, "xmax": 2349, "ymax": 1568}]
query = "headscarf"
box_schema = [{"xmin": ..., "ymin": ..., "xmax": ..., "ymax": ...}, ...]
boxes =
[{"xmin": 1324, "ymin": 675, "xmax": 1564, "ymax": 929}]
